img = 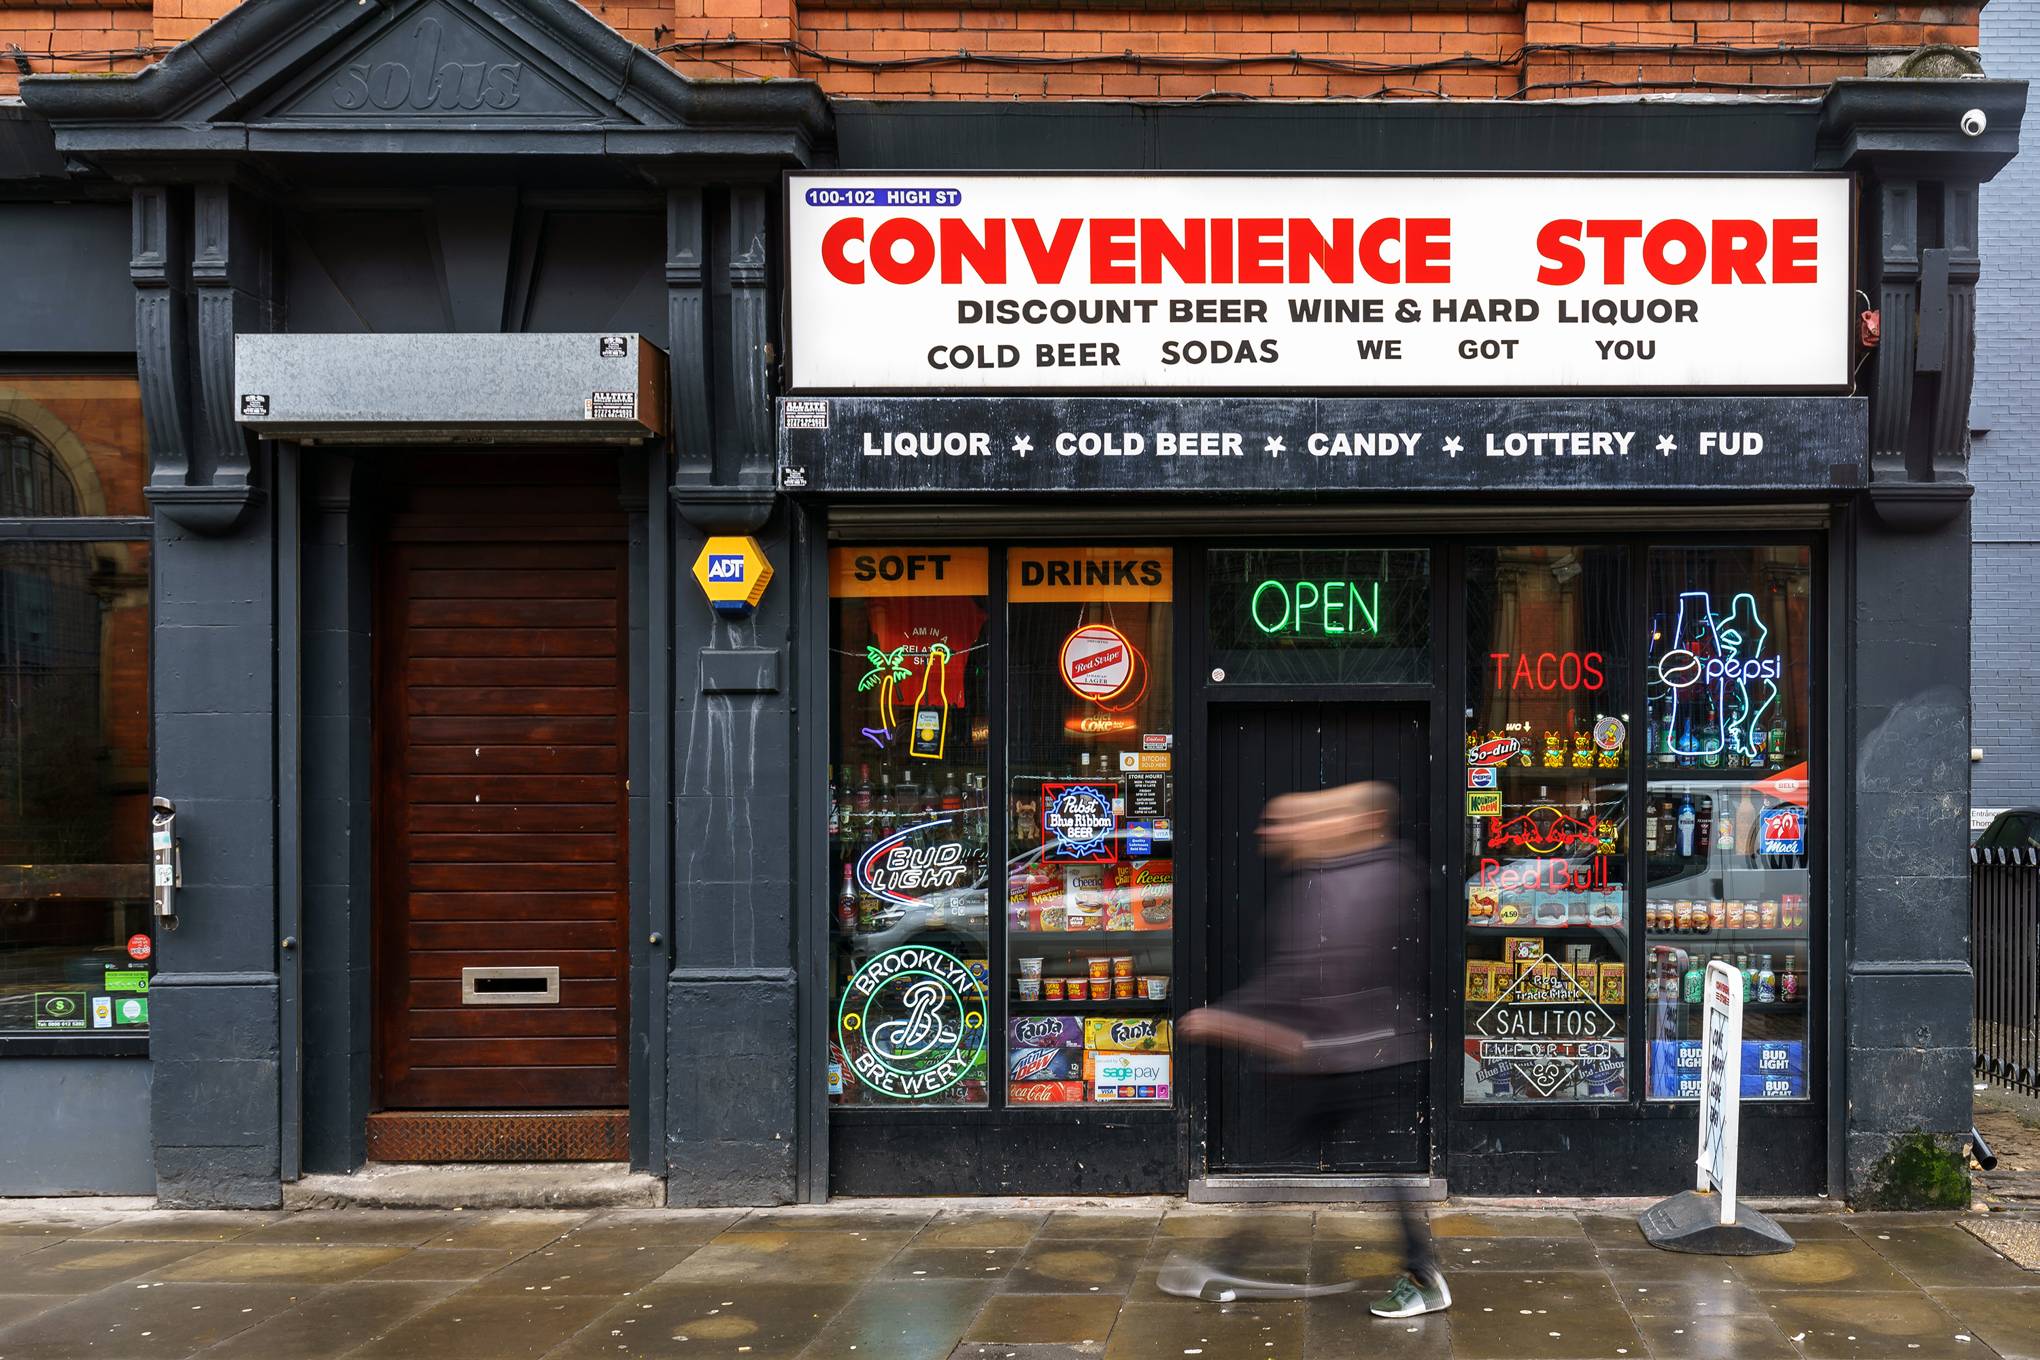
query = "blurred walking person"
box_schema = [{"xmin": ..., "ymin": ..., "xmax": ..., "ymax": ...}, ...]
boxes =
[{"xmin": 1164, "ymin": 781, "xmax": 1449, "ymax": 1318}]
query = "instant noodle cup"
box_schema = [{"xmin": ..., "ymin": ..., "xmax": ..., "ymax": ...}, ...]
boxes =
[
  {"xmin": 1043, "ymin": 978, "xmax": 1066, "ymax": 1001},
  {"xmin": 1087, "ymin": 957, "xmax": 1111, "ymax": 980},
  {"xmin": 1113, "ymin": 978, "xmax": 1136, "ymax": 999},
  {"xmin": 1017, "ymin": 978, "xmax": 1041, "ymax": 1001},
  {"xmin": 1142, "ymin": 975, "xmax": 1170, "ymax": 1000},
  {"xmin": 1088, "ymin": 977, "xmax": 1112, "ymax": 1000},
  {"xmin": 1112, "ymin": 955, "xmax": 1135, "ymax": 979},
  {"xmin": 1018, "ymin": 957, "xmax": 1044, "ymax": 979}
]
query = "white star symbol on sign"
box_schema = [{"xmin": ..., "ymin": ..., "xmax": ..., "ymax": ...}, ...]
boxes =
[
  {"xmin": 1656, "ymin": 435, "xmax": 1677, "ymax": 454},
  {"xmin": 1265, "ymin": 436, "xmax": 1285, "ymax": 456},
  {"xmin": 1012, "ymin": 435, "xmax": 1032, "ymax": 457},
  {"xmin": 1442, "ymin": 436, "xmax": 1464, "ymax": 457}
]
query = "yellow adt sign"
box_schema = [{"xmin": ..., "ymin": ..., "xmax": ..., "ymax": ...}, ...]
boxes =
[{"xmin": 692, "ymin": 536, "xmax": 773, "ymax": 618}]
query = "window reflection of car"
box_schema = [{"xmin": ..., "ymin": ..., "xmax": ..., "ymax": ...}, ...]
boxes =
[{"xmin": 853, "ymin": 828, "xmax": 1172, "ymax": 950}]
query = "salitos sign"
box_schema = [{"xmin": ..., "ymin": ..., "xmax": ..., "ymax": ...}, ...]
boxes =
[{"xmin": 787, "ymin": 175, "xmax": 1851, "ymax": 392}]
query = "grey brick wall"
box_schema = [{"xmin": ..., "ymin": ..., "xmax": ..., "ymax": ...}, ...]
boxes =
[{"xmin": 1972, "ymin": 0, "xmax": 2040, "ymax": 813}]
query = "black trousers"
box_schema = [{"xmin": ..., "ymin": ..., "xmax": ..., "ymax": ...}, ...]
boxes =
[{"xmin": 1290, "ymin": 1062, "xmax": 1437, "ymax": 1279}]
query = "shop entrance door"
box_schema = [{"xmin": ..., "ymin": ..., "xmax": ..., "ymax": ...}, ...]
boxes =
[
  {"xmin": 371, "ymin": 456, "xmax": 630, "ymax": 1156},
  {"xmin": 1205, "ymin": 702, "xmax": 1430, "ymax": 1175}
]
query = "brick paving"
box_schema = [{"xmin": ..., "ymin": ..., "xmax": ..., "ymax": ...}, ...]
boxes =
[{"xmin": 0, "ymin": 1202, "xmax": 2033, "ymax": 1359}]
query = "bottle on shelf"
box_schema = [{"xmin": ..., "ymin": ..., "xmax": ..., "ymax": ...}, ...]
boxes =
[
  {"xmin": 1676, "ymin": 796, "xmax": 1697, "ymax": 857},
  {"xmin": 1757, "ymin": 955, "xmax": 1777, "ymax": 1003},
  {"xmin": 1682, "ymin": 952, "xmax": 1706, "ymax": 1005},
  {"xmin": 941, "ymin": 770, "xmax": 963, "ymax": 812},
  {"xmin": 827, "ymin": 765, "xmax": 841, "ymax": 842},
  {"xmin": 877, "ymin": 771, "xmax": 896, "ymax": 835},
  {"xmin": 1780, "ymin": 953, "xmax": 1801, "ymax": 1003},
  {"xmin": 1735, "ymin": 953, "xmax": 1753, "ymax": 1001},
  {"xmin": 836, "ymin": 864, "xmax": 858, "ymax": 932},
  {"xmin": 853, "ymin": 762, "xmax": 875, "ymax": 817}
]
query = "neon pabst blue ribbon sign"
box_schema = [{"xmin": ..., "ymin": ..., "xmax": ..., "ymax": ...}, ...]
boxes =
[{"xmin": 1656, "ymin": 590, "xmax": 1782, "ymax": 759}]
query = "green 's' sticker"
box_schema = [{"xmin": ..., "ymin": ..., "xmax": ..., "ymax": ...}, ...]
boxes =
[
  {"xmin": 103, "ymin": 970, "xmax": 149, "ymax": 994},
  {"xmin": 113, "ymin": 996, "xmax": 148, "ymax": 1026},
  {"xmin": 33, "ymin": 992, "xmax": 87, "ymax": 1029}
]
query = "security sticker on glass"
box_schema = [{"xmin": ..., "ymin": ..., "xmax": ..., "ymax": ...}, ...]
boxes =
[{"xmin": 33, "ymin": 992, "xmax": 86, "ymax": 1030}]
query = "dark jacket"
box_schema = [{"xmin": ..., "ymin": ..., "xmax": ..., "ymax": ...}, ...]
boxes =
[{"xmin": 1226, "ymin": 841, "xmax": 1429, "ymax": 1074}]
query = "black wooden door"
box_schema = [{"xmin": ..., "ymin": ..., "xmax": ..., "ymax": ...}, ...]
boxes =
[{"xmin": 1206, "ymin": 703, "xmax": 1430, "ymax": 1174}]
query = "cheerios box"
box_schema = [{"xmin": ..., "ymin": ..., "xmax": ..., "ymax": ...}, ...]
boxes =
[{"xmin": 1091, "ymin": 1053, "xmax": 1171, "ymax": 1102}]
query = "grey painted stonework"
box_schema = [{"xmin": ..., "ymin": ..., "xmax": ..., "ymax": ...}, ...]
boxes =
[{"xmin": 0, "ymin": 1060, "xmax": 154, "ymax": 1196}]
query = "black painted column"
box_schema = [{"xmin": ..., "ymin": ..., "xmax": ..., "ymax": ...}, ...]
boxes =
[
  {"xmin": 136, "ymin": 181, "xmax": 284, "ymax": 1207},
  {"xmin": 665, "ymin": 181, "xmax": 802, "ymax": 1205},
  {"xmin": 1818, "ymin": 78, "xmax": 2026, "ymax": 1201}
]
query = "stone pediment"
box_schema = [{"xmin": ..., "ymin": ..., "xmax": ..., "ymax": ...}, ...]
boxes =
[
  {"xmin": 254, "ymin": 1, "xmax": 609, "ymax": 123},
  {"xmin": 22, "ymin": 0, "xmax": 829, "ymax": 168}
]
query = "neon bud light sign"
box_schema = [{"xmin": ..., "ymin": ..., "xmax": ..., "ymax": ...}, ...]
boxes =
[
  {"xmin": 1250, "ymin": 579, "xmax": 1381, "ymax": 637},
  {"xmin": 1656, "ymin": 589, "xmax": 1781, "ymax": 760}
]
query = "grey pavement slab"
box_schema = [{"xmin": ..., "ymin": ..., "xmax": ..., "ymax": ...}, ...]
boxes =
[{"xmin": 0, "ymin": 1200, "xmax": 2021, "ymax": 1359}]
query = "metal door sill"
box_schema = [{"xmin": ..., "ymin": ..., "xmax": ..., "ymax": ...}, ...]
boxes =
[{"xmin": 1190, "ymin": 1175, "xmax": 1447, "ymax": 1204}]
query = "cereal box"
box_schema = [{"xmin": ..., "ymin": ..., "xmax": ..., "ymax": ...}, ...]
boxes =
[
  {"xmin": 1008, "ymin": 1015, "xmax": 1083, "ymax": 1049},
  {"xmin": 1008, "ymin": 1081, "xmax": 1086, "ymax": 1104},
  {"xmin": 1598, "ymin": 962, "xmax": 1626, "ymax": 1005},
  {"xmin": 1083, "ymin": 1016, "xmax": 1172, "ymax": 1053},
  {"xmin": 1009, "ymin": 1046, "xmax": 1081, "ymax": 1081},
  {"xmin": 1092, "ymin": 1053, "xmax": 1171, "ymax": 1102},
  {"xmin": 1130, "ymin": 862, "xmax": 1174, "ymax": 930}
]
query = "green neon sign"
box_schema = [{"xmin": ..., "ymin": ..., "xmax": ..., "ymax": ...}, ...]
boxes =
[{"xmin": 1249, "ymin": 578, "xmax": 1382, "ymax": 638}]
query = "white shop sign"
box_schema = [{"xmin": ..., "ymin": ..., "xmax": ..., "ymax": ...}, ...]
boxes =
[
  {"xmin": 1695, "ymin": 958, "xmax": 1746, "ymax": 1224},
  {"xmin": 787, "ymin": 175, "xmax": 1850, "ymax": 393}
]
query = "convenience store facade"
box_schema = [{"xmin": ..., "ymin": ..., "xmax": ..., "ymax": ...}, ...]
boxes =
[{"xmin": 0, "ymin": 0, "xmax": 2025, "ymax": 1206}]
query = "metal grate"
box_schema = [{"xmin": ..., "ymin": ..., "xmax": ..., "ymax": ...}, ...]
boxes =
[
  {"xmin": 366, "ymin": 1110, "xmax": 628, "ymax": 1163},
  {"xmin": 1973, "ymin": 846, "xmax": 2040, "ymax": 1096}
]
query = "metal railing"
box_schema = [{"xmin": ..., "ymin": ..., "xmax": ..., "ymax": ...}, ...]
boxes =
[{"xmin": 1973, "ymin": 846, "xmax": 2040, "ymax": 1095}]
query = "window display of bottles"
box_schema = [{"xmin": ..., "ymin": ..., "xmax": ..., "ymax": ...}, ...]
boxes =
[
  {"xmin": 1643, "ymin": 546, "xmax": 1814, "ymax": 1102},
  {"xmin": 826, "ymin": 548, "xmax": 992, "ymax": 1108}
]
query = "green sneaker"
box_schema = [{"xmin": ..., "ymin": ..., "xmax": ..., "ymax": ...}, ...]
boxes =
[{"xmin": 1368, "ymin": 1269, "xmax": 1451, "ymax": 1318}]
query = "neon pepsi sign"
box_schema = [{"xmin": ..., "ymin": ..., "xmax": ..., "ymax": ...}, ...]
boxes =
[{"xmin": 1655, "ymin": 589, "xmax": 1781, "ymax": 760}]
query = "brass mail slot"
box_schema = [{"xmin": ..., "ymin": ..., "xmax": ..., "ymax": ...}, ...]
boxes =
[{"xmin": 461, "ymin": 966, "xmax": 561, "ymax": 1006}]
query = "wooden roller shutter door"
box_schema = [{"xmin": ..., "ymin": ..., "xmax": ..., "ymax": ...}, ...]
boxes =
[{"xmin": 373, "ymin": 455, "xmax": 629, "ymax": 1112}]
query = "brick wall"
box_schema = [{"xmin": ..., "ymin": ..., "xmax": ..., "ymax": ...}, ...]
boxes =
[
  {"xmin": 0, "ymin": 0, "xmax": 1983, "ymax": 99},
  {"xmin": 1971, "ymin": 0, "xmax": 2038, "ymax": 814}
]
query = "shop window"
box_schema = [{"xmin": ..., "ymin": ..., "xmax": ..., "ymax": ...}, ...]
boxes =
[
  {"xmin": 1006, "ymin": 548, "xmax": 1175, "ymax": 1107},
  {"xmin": 0, "ymin": 376, "xmax": 153, "ymax": 1041},
  {"xmin": 826, "ymin": 547, "xmax": 992, "ymax": 1106},
  {"xmin": 1206, "ymin": 548, "xmax": 1430, "ymax": 686},
  {"xmin": 1463, "ymin": 547, "xmax": 1630, "ymax": 1103},
  {"xmin": 1642, "ymin": 546, "xmax": 1814, "ymax": 1102}
]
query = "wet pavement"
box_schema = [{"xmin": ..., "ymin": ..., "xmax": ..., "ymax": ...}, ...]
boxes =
[{"xmin": 0, "ymin": 1203, "xmax": 2032, "ymax": 1359}]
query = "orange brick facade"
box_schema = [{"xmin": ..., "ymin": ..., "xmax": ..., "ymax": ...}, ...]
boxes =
[{"xmin": 0, "ymin": 0, "xmax": 1983, "ymax": 100}]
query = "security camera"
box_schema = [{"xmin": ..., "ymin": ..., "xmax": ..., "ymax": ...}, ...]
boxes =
[{"xmin": 1961, "ymin": 108, "xmax": 1988, "ymax": 137}]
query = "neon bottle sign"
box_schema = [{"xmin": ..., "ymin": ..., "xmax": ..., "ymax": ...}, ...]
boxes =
[
  {"xmin": 1656, "ymin": 589, "xmax": 1781, "ymax": 759},
  {"xmin": 1248, "ymin": 579, "xmax": 1381, "ymax": 637}
]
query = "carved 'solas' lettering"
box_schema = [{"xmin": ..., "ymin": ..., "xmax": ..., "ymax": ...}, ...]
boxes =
[{"xmin": 328, "ymin": 17, "xmax": 524, "ymax": 113}]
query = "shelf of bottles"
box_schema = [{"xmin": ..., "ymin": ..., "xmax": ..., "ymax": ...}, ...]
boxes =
[
  {"xmin": 826, "ymin": 554, "xmax": 993, "ymax": 1108},
  {"xmin": 1462, "ymin": 546, "xmax": 1632, "ymax": 1104},
  {"xmin": 1641, "ymin": 546, "xmax": 1814, "ymax": 1102}
]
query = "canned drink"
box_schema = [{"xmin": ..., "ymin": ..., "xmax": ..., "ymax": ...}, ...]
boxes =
[
  {"xmin": 1784, "ymin": 893, "xmax": 1804, "ymax": 928},
  {"xmin": 1708, "ymin": 899, "xmax": 1727, "ymax": 931},
  {"xmin": 1585, "ymin": 1061, "xmax": 1623, "ymax": 1098},
  {"xmin": 1761, "ymin": 899, "xmax": 1780, "ymax": 929},
  {"xmin": 1675, "ymin": 900, "xmax": 1694, "ymax": 932}
]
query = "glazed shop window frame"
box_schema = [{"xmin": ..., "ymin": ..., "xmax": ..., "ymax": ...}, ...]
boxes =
[
  {"xmin": 0, "ymin": 374, "xmax": 156, "ymax": 1058},
  {"xmin": 825, "ymin": 545, "xmax": 1180, "ymax": 1114},
  {"xmin": 1458, "ymin": 538, "xmax": 1821, "ymax": 1115}
]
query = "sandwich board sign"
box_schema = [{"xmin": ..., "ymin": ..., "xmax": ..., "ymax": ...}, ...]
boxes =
[{"xmin": 1639, "ymin": 960, "xmax": 1794, "ymax": 1255}]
